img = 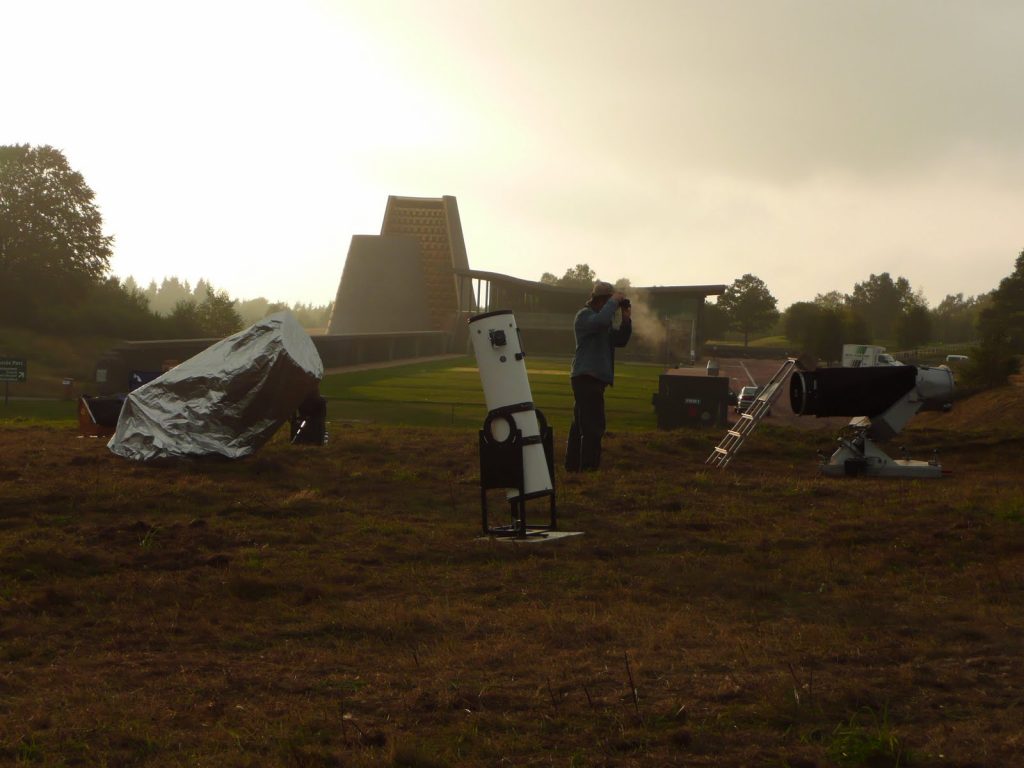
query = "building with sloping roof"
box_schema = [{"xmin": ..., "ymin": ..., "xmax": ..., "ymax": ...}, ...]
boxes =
[
  {"xmin": 329, "ymin": 195, "xmax": 469, "ymax": 337},
  {"xmin": 327, "ymin": 194, "xmax": 726, "ymax": 362}
]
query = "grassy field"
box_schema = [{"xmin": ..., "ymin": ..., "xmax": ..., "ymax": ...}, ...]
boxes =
[
  {"xmin": 1, "ymin": 356, "xmax": 663, "ymax": 434},
  {"xmin": 319, "ymin": 356, "xmax": 662, "ymax": 433},
  {"xmin": 0, "ymin": 399, "xmax": 78, "ymax": 425},
  {"xmin": 1, "ymin": 363, "xmax": 1022, "ymax": 766}
]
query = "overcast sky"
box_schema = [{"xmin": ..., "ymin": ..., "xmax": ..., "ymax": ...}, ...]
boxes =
[{"xmin": 4, "ymin": 0, "xmax": 1023, "ymax": 309}]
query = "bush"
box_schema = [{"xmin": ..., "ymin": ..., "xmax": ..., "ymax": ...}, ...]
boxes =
[{"xmin": 958, "ymin": 343, "xmax": 1019, "ymax": 389}]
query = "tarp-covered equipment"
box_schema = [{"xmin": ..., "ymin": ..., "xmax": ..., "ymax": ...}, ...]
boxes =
[{"xmin": 108, "ymin": 312, "xmax": 324, "ymax": 460}]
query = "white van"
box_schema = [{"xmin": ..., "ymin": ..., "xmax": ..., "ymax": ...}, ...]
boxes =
[
  {"xmin": 842, "ymin": 344, "xmax": 903, "ymax": 367},
  {"xmin": 945, "ymin": 354, "xmax": 969, "ymax": 364}
]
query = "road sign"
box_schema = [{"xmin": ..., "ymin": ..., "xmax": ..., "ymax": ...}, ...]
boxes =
[{"xmin": 0, "ymin": 358, "xmax": 27, "ymax": 383}]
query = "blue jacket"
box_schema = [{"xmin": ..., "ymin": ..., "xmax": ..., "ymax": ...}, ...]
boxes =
[{"xmin": 570, "ymin": 299, "xmax": 632, "ymax": 385}]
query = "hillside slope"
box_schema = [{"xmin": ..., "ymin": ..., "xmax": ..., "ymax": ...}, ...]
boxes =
[{"xmin": 914, "ymin": 375, "xmax": 1024, "ymax": 433}]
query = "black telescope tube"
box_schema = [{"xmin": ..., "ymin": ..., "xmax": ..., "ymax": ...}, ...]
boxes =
[{"xmin": 789, "ymin": 366, "xmax": 918, "ymax": 417}]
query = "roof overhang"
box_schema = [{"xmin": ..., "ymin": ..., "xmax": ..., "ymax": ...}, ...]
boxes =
[{"xmin": 455, "ymin": 269, "xmax": 726, "ymax": 298}]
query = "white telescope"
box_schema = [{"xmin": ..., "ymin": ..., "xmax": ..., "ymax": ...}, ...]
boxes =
[{"xmin": 468, "ymin": 310, "xmax": 553, "ymax": 499}]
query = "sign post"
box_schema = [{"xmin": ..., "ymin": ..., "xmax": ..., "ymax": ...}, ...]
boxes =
[{"xmin": 0, "ymin": 358, "xmax": 28, "ymax": 405}]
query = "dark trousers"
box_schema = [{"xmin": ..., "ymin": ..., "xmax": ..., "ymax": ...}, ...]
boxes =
[{"xmin": 566, "ymin": 375, "xmax": 607, "ymax": 471}]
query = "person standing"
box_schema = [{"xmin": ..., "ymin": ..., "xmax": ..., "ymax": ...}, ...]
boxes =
[{"xmin": 565, "ymin": 281, "xmax": 632, "ymax": 471}]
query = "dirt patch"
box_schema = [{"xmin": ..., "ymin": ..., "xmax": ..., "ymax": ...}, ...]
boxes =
[{"xmin": 0, "ymin": 421, "xmax": 1021, "ymax": 765}]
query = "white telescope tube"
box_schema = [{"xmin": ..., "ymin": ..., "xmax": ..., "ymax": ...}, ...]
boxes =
[{"xmin": 468, "ymin": 310, "xmax": 553, "ymax": 498}]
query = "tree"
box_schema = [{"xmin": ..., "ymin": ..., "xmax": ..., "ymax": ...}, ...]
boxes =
[
  {"xmin": 842, "ymin": 309, "xmax": 871, "ymax": 348},
  {"xmin": 848, "ymin": 272, "xmax": 925, "ymax": 341},
  {"xmin": 962, "ymin": 249, "xmax": 1024, "ymax": 387},
  {"xmin": 895, "ymin": 305, "xmax": 932, "ymax": 349},
  {"xmin": 0, "ymin": 144, "xmax": 113, "ymax": 282},
  {"xmin": 538, "ymin": 264, "xmax": 631, "ymax": 293},
  {"xmin": 814, "ymin": 290, "xmax": 847, "ymax": 311},
  {"xmin": 0, "ymin": 144, "xmax": 116, "ymax": 326},
  {"xmin": 193, "ymin": 278, "xmax": 214, "ymax": 305},
  {"xmin": 167, "ymin": 299, "xmax": 204, "ymax": 337},
  {"xmin": 931, "ymin": 293, "xmax": 985, "ymax": 344},
  {"xmin": 814, "ymin": 309, "xmax": 847, "ymax": 363},
  {"xmin": 74, "ymin": 277, "xmax": 162, "ymax": 338},
  {"xmin": 716, "ymin": 274, "xmax": 779, "ymax": 346},
  {"xmin": 700, "ymin": 300, "xmax": 730, "ymax": 342},
  {"xmin": 237, "ymin": 296, "xmax": 271, "ymax": 326},
  {"xmin": 122, "ymin": 275, "xmax": 141, "ymax": 295},
  {"xmin": 539, "ymin": 272, "xmax": 559, "ymax": 285},
  {"xmin": 783, "ymin": 301, "xmax": 821, "ymax": 349},
  {"xmin": 145, "ymin": 276, "xmax": 194, "ymax": 315},
  {"xmin": 557, "ymin": 263, "xmax": 597, "ymax": 289},
  {"xmin": 198, "ymin": 289, "xmax": 243, "ymax": 337},
  {"xmin": 290, "ymin": 301, "xmax": 332, "ymax": 329},
  {"xmin": 782, "ymin": 301, "xmax": 848, "ymax": 362},
  {"xmin": 164, "ymin": 290, "xmax": 242, "ymax": 338}
]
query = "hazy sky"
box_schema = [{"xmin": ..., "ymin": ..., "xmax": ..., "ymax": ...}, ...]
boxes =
[{"xmin": 4, "ymin": 0, "xmax": 1023, "ymax": 309}]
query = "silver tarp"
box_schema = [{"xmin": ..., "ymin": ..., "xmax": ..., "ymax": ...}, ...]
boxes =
[{"xmin": 108, "ymin": 311, "xmax": 324, "ymax": 461}]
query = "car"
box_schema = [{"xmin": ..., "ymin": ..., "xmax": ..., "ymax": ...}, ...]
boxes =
[{"xmin": 735, "ymin": 385, "xmax": 761, "ymax": 414}]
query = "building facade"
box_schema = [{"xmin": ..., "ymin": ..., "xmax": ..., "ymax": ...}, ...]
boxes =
[{"xmin": 328, "ymin": 194, "xmax": 726, "ymax": 362}]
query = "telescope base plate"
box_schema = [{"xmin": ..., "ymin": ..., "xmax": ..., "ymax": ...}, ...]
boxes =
[
  {"xmin": 480, "ymin": 530, "xmax": 585, "ymax": 544},
  {"xmin": 821, "ymin": 437, "xmax": 943, "ymax": 479}
]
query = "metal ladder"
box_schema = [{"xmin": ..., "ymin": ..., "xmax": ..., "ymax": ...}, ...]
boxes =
[{"xmin": 706, "ymin": 358, "xmax": 799, "ymax": 469}]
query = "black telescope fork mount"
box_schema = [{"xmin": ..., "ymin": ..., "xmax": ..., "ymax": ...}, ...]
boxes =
[{"xmin": 478, "ymin": 403, "xmax": 557, "ymax": 538}]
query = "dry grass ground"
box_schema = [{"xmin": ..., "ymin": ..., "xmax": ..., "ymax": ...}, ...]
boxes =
[{"xmin": 1, "ymin": 412, "xmax": 1022, "ymax": 766}]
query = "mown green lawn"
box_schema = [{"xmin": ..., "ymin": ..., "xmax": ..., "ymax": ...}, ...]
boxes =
[
  {"xmin": 1, "ymin": 356, "xmax": 666, "ymax": 434},
  {"xmin": 0, "ymin": 398, "xmax": 78, "ymax": 426},
  {"xmin": 318, "ymin": 355, "xmax": 663, "ymax": 432}
]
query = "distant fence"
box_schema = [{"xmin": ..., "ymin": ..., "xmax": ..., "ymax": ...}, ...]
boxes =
[
  {"xmin": 896, "ymin": 344, "xmax": 975, "ymax": 365},
  {"xmin": 694, "ymin": 343, "xmax": 977, "ymax": 365},
  {"xmin": 94, "ymin": 331, "xmax": 451, "ymax": 395},
  {"xmin": 700, "ymin": 344, "xmax": 792, "ymax": 360},
  {"xmin": 314, "ymin": 332, "xmax": 449, "ymax": 368}
]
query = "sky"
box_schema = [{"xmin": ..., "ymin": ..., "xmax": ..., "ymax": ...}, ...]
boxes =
[{"xmin": 3, "ymin": 0, "xmax": 1023, "ymax": 310}]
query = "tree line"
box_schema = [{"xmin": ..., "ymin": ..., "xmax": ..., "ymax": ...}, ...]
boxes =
[
  {"xmin": 123, "ymin": 276, "xmax": 331, "ymax": 334},
  {"xmin": 540, "ymin": 263, "xmax": 631, "ymax": 293},
  {"xmin": 541, "ymin": 261, "xmax": 1019, "ymax": 387},
  {"xmin": 707, "ymin": 270, "xmax": 992, "ymax": 366},
  {"xmin": 3, "ymin": 144, "xmax": 1021, "ymax": 386},
  {"xmin": 541, "ymin": 265, "xmax": 988, "ymax": 352},
  {"xmin": 1, "ymin": 144, "xmax": 331, "ymax": 340}
]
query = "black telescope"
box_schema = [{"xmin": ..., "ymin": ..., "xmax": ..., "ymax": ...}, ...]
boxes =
[
  {"xmin": 789, "ymin": 366, "xmax": 918, "ymax": 418},
  {"xmin": 788, "ymin": 363, "xmax": 954, "ymax": 477}
]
